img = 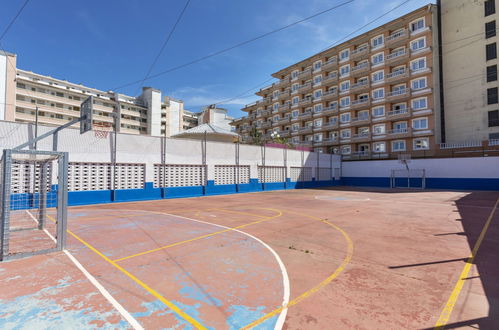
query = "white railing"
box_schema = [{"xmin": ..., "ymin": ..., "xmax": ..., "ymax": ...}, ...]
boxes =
[
  {"xmin": 386, "ymin": 89, "xmax": 409, "ymax": 98},
  {"xmin": 386, "ymin": 69, "xmax": 407, "ymax": 80},
  {"xmin": 387, "ymin": 29, "xmax": 408, "ymax": 42},
  {"xmin": 388, "ymin": 128, "xmax": 409, "ymax": 135},
  {"xmin": 323, "ymin": 73, "xmax": 338, "ymax": 82},
  {"xmin": 351, "ymin": 80, "xmax": 369, "ymax": 90},
  {"xmin": 352, "ymin": 45, "xmax": 369, "ymax": 56},
  {"xmin": 387, "ymin": 108, "xmax": 409, "ymax": 117},
  {"xmin": 386, "ymin": 49, "xmax": 408, "ymax": 61},
  {"xmin": 439, "ymin": 141, "xmax": 482, "ymax": 149},
  {"xmin": 352, "ymin": 62, "xmax": 369, "ymax": 72},
  {"xmin": 323, "ymin": 58, "xmax": 337, "ymax": 67}
]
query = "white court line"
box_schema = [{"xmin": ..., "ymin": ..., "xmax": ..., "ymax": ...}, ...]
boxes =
[
  {"xmin": 118, "ymin": 208, "xmax": 290, "ymax": 330},
  {"xmin": 25, "ymin": 211, "xmax": 143, "ymax": 330}
]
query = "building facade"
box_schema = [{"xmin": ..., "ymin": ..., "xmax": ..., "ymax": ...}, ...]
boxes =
[
  {"xmin": 441, "ymin": 0, "xmax": 499, "ymax": 143},
  {"xmin": 182, "ymin": 109, "xmax": 200, "ymax": 131},
  {"xmin": 0, "ymin": 51, "xmax": 196, "ymax": 137},
  {"xmin": 232, "ymin": 5, "xmax": 441, "ymax": 157},
  {"xmin": 198, "ymin": 106, "xmax": 234, "ymax": 131}
]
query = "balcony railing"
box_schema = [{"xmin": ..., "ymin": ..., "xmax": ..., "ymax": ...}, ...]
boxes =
[
  {"xmin": 351, "ymin": 62, "xmax": 370, "ymax": 76},
  {"xmin": 323, "ymin": 90, "xmax": 338, "ymax": 100},
  {"xmin": 322, "ymin": 121, "xmax": 339, "ymax": 129},
  {"xmin": 352, "ymin": 132, "xmax": 371, "ymax": 140},
  {"xmin": 279, "ymin": 104, "xmax": 290, "ymax": 111},
  {"xmin": 298, "ymin": 112, "xmax": 313, "ymax": 119},
  {"xmin": 351, "ymin": 116, "xmax": 370, "ymax": 124},
  {"xmin": 351, "ymin": 80, "xmax": 370, "ymax": 92},
  {"xmin": 386, "ymin": 49, "xmax": 409, "ymax": 64},
  {"xmin": 386, "ymin": 69, "xmax": 409, "ymax": 82},
  {"xmin": 323, "ymin": 57, "xmax": 338, "ymax": 69},
  {"xmin": 298, "ymin": 68, "xmax": 312, "ymax": 78},
  {"xmin": 323, "ymin": 73, "xmax": 338, "ymax": 83},
  {"xmin": 351, "ymin": 98, "xmax": 370, "ymax": 109},
  {"xmin": 388, "ymin": 128, "xmax": 410, "ymax": 135},
  {"xmin": 300, "ymin": 98, "xmax": 312, "ymax": 106},
  {"xmin": 322, "ymin": 105, "xmax": 338, "ymax": 115},
  {"xmin": 278, "ymin": 117, "xmax": 290, "ymax": 124},
  {"xmin": 351, "ymin": 45, "xmax": 369, "ymax": 59},
  {"xmin": 299, "ymin": 126, "xmax": 313, "ymax": 133},
  {"xmin": 387, "ymin": 108, "xmax": 410, "ymax": 118},
  {"xmin": 386, "ymin": 89, "xmax": 410, "ymax": 100},
  {"xmin": 299, "ymin": 82, "xmax": 312, "ymax": 91},
  {"xmin": 386, "ymin": 29, "xmax": 409, "ymax": 46},
  {"xmin": 278, "ymin": 91, "xmax": 290, "ymax": 99}
]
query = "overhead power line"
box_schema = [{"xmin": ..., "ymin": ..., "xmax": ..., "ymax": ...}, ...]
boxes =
[
  {"xmin": 136, "ymin": 0, "xmax": 191, "ymax": 94},
  {"xmin": 0, "ymin": 0, "xmax": 31, "ymax": 42},
  {"xmin": 112, "ymin": 0, "xmax": 355, "ymax": 91}
]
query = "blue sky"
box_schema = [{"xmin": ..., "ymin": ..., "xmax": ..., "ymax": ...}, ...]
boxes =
[{"xmin": 3, "ymin": 0, "xmax": 434, "ymax": 118}]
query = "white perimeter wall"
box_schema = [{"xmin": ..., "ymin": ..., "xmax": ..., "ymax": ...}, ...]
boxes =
[
  {"xmin": 342, "ymin": 157, "xmax": 499, "ymax": 179},
  {"xmin": 0, "ymin": 54, "xmax": 6, "ymax": 121},
  {"xmin": 0, "ymin": 121, "xmax": 341, "ymax": 183}
]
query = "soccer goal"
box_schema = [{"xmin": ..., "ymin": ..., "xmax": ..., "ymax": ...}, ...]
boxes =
[{"xmin": 0, "ymin": 149, "xmax": 68, "ymax": 261}]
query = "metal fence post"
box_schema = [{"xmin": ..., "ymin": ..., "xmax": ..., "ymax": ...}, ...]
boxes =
[
  {"xmin": 56, "ymin": 152, "xmax": 69, "ymax": 250},
  {"xmin": 0, "ymin": 150, "xmax": 13, "ymax": 260},
  {"xmin": 38, "ymin": 162, "xmax": 48, "ymax": 230}
]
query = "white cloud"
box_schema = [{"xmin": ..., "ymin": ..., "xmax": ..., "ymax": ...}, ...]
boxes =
[{"xmin": 170, "ymin": 85, "xmax": 258, "ymax": 108}]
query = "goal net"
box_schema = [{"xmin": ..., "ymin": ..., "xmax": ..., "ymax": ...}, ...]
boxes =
[
  {"xmin": 390, "ymin": 169, "xmax": 426, "ymax": 189},
  {"xmin": 0, "ymin": 149, "xmax": 68, "ymax": 261}
]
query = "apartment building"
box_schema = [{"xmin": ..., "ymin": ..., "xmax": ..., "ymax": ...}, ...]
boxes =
[
  {"xmin": 182, "ymin": 110, "xmax": 200, "ymax": 130},
  {"xmin": 0, "ymin": 51, "xmax": 194, "ymax": 137},
  {"xmin": 232, "ymin": 4, "xmax": 441, "ymax": 157},
  {"xmin": 198, "ymin": 106, "xmax": 234, "ymax": 131},
  {"xmin": 441, "ymin": 0, "xmax": 499, "ymax": 143}
]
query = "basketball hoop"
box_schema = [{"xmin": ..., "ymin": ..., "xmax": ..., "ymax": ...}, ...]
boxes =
[
  {"xmin": 398, "ymin": 153, "xmax": 411, "ymax": 171},
  {"xmin": 94, "ymin": 122, "xmax": 113, "ymax": 139}
]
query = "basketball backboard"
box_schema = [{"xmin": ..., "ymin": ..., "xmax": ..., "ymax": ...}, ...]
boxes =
[{"xmin": 80, "ymin": 96, "xmax": 93, "ymax": 134}]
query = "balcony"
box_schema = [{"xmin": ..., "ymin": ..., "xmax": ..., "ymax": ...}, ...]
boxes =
[
  {"xmin": 299, "ymin": 82, "xmax": 312, "ymax": 92},
  {"xmin": 351, "ymin": 45, "xmax": 369, "ymax": 60},
  {"xmin": 278, "ymin": 130, "xmax": 291, "ymax": 138},
  {"xmin": 300, "ymin": 97, "xmax": 312, "ymax": 107},
  {"xmin": 352, "ymin": 132, "xmax": 371, "ymax": 142},
  {"xmin": 278, "ymin": 117, "xmax": 290, "ymax": 125},
  {"xmin": 385, "ymin": 69, "xmax": 409, "ymax": 83},
  {"xmin": 385, "ymin": 49, "xmax": 409, "ymax": 66},
  {"xmin": 323, "ymin": 73, "xmax": 338, "ymax": 84},
  {"xmin": 386, "ymin": 89, "xmax": 410, "ymax": 102},
  {"xmin": 322, "ymin": 105, "xmax": 339, "ymax": 115},
  {"xmin": 256, "ymin": 110, "xmax": 269, "ymax": 118},
  {"xmin": 299, "ymin": 126, "xmax": 313, "ymax": 134},
  {"xmin": 386, "ymin": 29, "xmax": 409, "ymax": 47},
  {"xmin": 319, "ymin": 137, "xmax": 339, "ymax": 146},
  {"xmin": 322, "ymin": 121, "xmax": 339, "ymax": 130},
  {"xmin": 272, "ymin": 120, "xmax": 281, "ymax": 127},
  {"xmin": 261, "ymin": 122, "xmax": 271, "ymax": 129},
  {"xmin": 298, "ymin": 68, "xmax": 312, "ymax": 79},
  {"xmin": 323, "ymin": 57, "xmax": 338, "ymax": 70},
  {"xmin": 388, "ymin": 127, "xmax": 411, "ymax": 138},
  {"xmin": 412, "ymin": 128, "xmax": 434, "ymax": 136},
  {"xmin": 351, "ymin": 116, "xmax": 370, "ymax": 126},
  {"xmin": 351, "ymin": 98, "xmax": 370, "ymax": 110},
  {"xmin": 351, "ymin": 80, "xmax": 370, "ymax": 93},
  {"xmin": 279, "ymin": 104, "xmax": 290, "ymax": 112},
  {"xmin": 298, "ymin": 111, "xmax": 313, "ymax": 120},
  {"xmin": 351, "ymin": 62, "xmax": 370, "ymax": 77},
  {"xmin": 312, "ymin": 95, "xmax": 322, "ymax": 103},
  {"xmin": 276, "ymin": 77, "xmax": 290, "ymax": 87},
  {"xmin": 278, "ymin": 91, "xmax": 290, "ymax": 100},
  {"xmin": 322, "ymin": 89, "xmax": 338, "ymax": 101}
]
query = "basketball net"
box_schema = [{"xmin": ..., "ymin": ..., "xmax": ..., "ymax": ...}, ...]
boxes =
[
  {"xmin": 94, "ymin": 122, "xmax": 113, "ymax": 139},
  {"xmin": 398, "ymin": 153, "xmax": 411, "ymax": 171}
]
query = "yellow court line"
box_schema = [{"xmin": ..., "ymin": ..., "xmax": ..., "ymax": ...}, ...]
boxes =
[
  {"xmin": 47, "ymin": 215, "xmax": 207, "ymax": 330},
  {"xmin": 208, "ymin": 208, "xmax": 274, "ymax": 219},
  {"xmin": 434, "ymin": 198, "xmax": 499, "ymax": 329},
  {"xmin": 241, "ymin": 210, "xmax": 354, "ymax": 329},
  {"xmin": 112, "ymin": 209, "xmax": 283, "ymax": 263}
]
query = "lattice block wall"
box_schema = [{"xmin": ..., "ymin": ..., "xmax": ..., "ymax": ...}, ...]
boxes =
[
  {"xmin": 258, "ymin": 166, "xmax": 286, "ymax": 183},
  {"xmin": 11, "ymin": 162, "xmax": 53, "ymax": 194},
  {"xmin": 154, "ymin": 164, "xmax": 206, "ymax": 187},
  {"xmin": 115, "ymin": 163, "xmax": 145, "ymax": 190},
  {"xmin": 317, "ymin": 167, "xmax": 332, "ymax": 181},
  {"xmin": 214, "ymin": 165, "xmax": 250, "ymax": 185},
  {"xmin": 290, "ymin": 167, "xmax": 313, "ymax": 182},
  {"xmin": 69, "ymin": 163, "xmax": 112, "ymax": 191}
]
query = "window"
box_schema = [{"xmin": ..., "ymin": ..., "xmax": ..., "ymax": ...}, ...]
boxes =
[
  {"xmin": 273, "ymin": 90, "xmax": 279, "ymax": 98},
  {"xmin": 372, "ymin": 52, "xmax": 384, "ymax": 65},
  {"xmin": 291, "ymin": 70, "xmax": 299, "ymax": 79},
  {"xmin": 314, "ymin": 133, "xmax": 323, "ymax": 142},
  {"xmin": 489, "ymin": 110, "xmax": 499, "ymax": 127},
  {"xmin": 340, "ymin": 49, "xmax": 349, "ymax": 61},
  {"xmin": 412, "ymin": 117, "xmax": 428, "ymax": 130},
  {"xmin": 340, "ymin": 81, "xmax": 350, "ymax": 91},
  {"xmin": 314, "ymin": 61, "xmax": 322, "ymax": 71},
  {"xmin": 411, "ymin": 58, "xmax": 427, "ymax": 71},
  {"xmin": 485, "ymin": 0, "xmax": 496, "ymax": 16},
  {"xmin": 372, "ymin": 88, "xmax": 385, "ymax": 100},
  {"xmin": 371, "ymin": 35, "xmax": 384, "ymax": 48},
  {"xmin": 314, "ymin": 119, "xmax": 323, "ymax": 127},
  {"xmin": 392, "ymin": 140, "xmax": 406, "ymax": 152},
  {"xmin": 340, "ymin": 97, "xmax": 350, "ymax": 108},
  {"xmin": 314, "ymin": 75, "xmax": 322, "ymax": 85},
  {"xmin": 340, "ymin": 64, "xmax": 350, "ymax": 76},
  {"xmin": 486, "ymin": 43, "xmax": 497, "ymax": 61},
  {"xmin": 273, "ymin": 103, "xmax": 279, "ymax": 111},
  {"xmin": 292, "ymin": 123, "xmax": 300, "ymax": 131},
  {"xmin": 341, "ymin": 145, "xmax": 351, "ymax": 155},
  {"xmin": 373, "ymin": 124, "xmax": 385, "ymax": 135},
  {"xmin": 314, "ymin": 104, "xmax": 323, "ymax": 112},
  {"xmin": 340, "ymin": 113, "xmax": 351, "ymax": 123},
  {"xmin": 488, "ymin": 87, "xmax": 498, "ymax": 104},
  {"xmin": 292, "ymin": 83, "xmax": 299, "ymax": 92},
  {"xmin": 274, "ymin": 115, "xmax": 279, "ymax": 122},
  {"xmin": 358, "ymin": 111, "xmax": 369, "ymax": 120},
  {"xmin": 411, "ymin": 77, "xmax": 427, "ymax": 90},
  {"xmin": 410, "ymin": 18, "xmax": 425, "ymax": 32},
  {"xmin": 486, "ymin": 21, "xmax": 496, "ymax": 38},
  {"xmin": 293, "ymin": 96, "xmax": 299, "ymax": 105},
  {"xmin": 411, "ymin": 37, "xmax": 426, "ymax": 51},
  {"xmin": 340, "ymin": 129, "xmax": 351, "ymax": 138},
  {"xmin": 372, "ymin": 70, "xmax": 384, "ymax": 82},
  {"xmin": 314, "ymin": 90, "xmax": 322, "ymax": 98},
  {"xmin": 372, "ymin": 106, "xmax": 385, "ymax": 117},
  {"xmin": 412, "ymin": 97, "xmax": 428, "ymax": 110},
  {"xmin": 373, "ymin": 142, "xmax": 386, "ymax": 152},
  {"xmin": 487, "ymin": 65, "xmax": 498, "ymax": 82},
  {"xmin": 413, "ymin": 138, "xmax": 429, "ymax": 150}
]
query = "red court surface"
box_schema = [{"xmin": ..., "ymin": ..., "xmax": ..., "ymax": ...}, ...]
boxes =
[{"xmin": 1, "ymin": 187, "xmax": 498, "ymax": 329}]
